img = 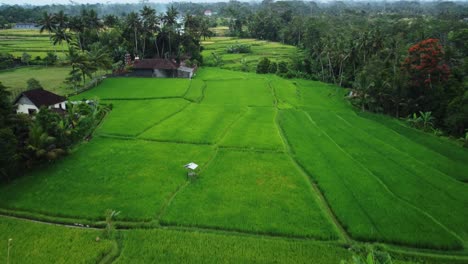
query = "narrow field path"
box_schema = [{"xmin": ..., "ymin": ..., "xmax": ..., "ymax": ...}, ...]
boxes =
[{"xmin": 268, "ymin": 81, "xmax": 352, "ymax": 243}]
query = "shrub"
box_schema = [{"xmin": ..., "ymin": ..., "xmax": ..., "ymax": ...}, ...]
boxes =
[
  {"xmin": 268, "ymin": 61, "xmax": 277, "ymax": 73},
  {"xmin": 27, "ymin": 78, "xmax": 43, "ymax": 90},
  {"xmin": 256, "ymin": 57, "xmax": 270, "ymax": 74},
  {"xmin": 277, "ymin": 61, "xmax": 288, "ymax": 74},
  {"xmin": 226, "ymin": 43, "xmax": 251, "ymax": 54}
]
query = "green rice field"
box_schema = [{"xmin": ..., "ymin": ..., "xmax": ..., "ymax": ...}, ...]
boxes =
[{"xmin": 1, "ymin": 67, "xmax": 468, "ymax": 263}]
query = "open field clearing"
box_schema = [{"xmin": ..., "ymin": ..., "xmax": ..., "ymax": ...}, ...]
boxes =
[
  {"xmin": 139, "ymin": 104, "xmax": 244, "ymax": 144},
  {"xmin": 98, "ymin": 99, "xmax": 189, "ymax": 136},
  {"xmin": 202, "ymin": 78, "xmax": 274, "ymax": 106},
  {"xmin": 219, "ymin": 107, "xmax": 284, "ymax": 150},
  {"xmin": 116, "ymin": 229, "xmax": 350, "ymax": 264},
  {"xmin": 0, "ymin": 66, "xmax": 73, "ymax": 95},
  {"xmin": 161, "ymin": 150, "xmax": 338, "ymax": 239},
  {"xmin": 1, "ymin": 68, "xmax": 468, "ymax": 262},
  {"xmin": 0, "ymin": 138, "xmax": 214, "ymax": 220},
  {"xmin": 0, "ymin": 217, "xmax": 114, "ymax": 264},
  {"xmin": 75, "ymin": 78, "xmax": 190, "ymax": 100},
  {"xmin": 201, "ymin": 37, "xmax": 302, "ymax": 72}
]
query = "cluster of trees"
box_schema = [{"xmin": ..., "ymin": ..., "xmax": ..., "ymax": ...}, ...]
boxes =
[
  {"xmin": 34, "ymin": 5, "xmax": 208, "ymax": 90},
  {"xmin": 241, "ymin": 0, "xmax": 468, "ymax": 137},
  {"xmin": 0, "ymin": 81, "xmax": 108, "ymax": 182}
]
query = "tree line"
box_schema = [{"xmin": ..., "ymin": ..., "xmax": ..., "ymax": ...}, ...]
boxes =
[{"xmin": 240, "ymin": 1, "xmax": 467, "ymax": 138}]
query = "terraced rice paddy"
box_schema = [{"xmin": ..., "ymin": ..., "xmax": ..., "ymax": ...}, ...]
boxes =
[
  {"xmin": 201, "ymin": 37, "xmax": 303, "ymax": 71},
  {"xmin": 1, "ymin": 67, "xmax": 467, "ymax": 263},
  {"xmin": 0, "ymin": 29, "xmax": 59, "ymax": 58}
]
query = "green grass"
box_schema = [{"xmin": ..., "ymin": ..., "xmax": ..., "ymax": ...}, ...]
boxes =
[
  {"xmin": 219, "ymin": 107, "xmax": 284, "ymax": 150},
  {"xmin": 202, "ymin": 79, "xmax": 274, "ymax": 106},
  {"xmin": 74, "ymin": 78, "xmax": 190, "ymax": 100},
  {"xmin": 0, "ymin": 66, "xmax": 73, "ymax": 96},
  {"xmin": 139, "ymin": 104, "xmax": 244, "ymax": 144},
  {"xmin": 0, "ymin": 216, "xmax": 114, "ymax": 264},
  {"xmin": 97, "ymin": 99, "xmax": 189, "ymax": 136},
  {"xmin": 116, "ymin": 229, "xmax": 350, "ymax": 264},
  {"xmin": 0, "ymin": 138, "xmax": 214, "ymax": 221},
  {"xmin": 161, "ymin": 150, "xmax": 338, "ymax": 239}
]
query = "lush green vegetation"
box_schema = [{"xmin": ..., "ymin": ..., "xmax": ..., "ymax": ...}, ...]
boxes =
[
  {"xmin": 0, "ymin": 66, "xmax": 467, "ymax": 262},
  {"xmin": 202, "ymin": 78, "xmax": 274, "ymax": 106},
  {"xmin": 201, "ymin": 37, "xmax": 301, "ymax": 71},
  {"xmin": 219, "ymin": 107, "xmax": 284, "ymax": 150},
  {"xmin": 184, "ymin": 79, "xmax": 205, "ymax": 102},
  {"xmin": 139, "ymin": 104, "xmax": 243, "ymax": 144},
  {"xmin": 116, "ymin": 229, "xmax": 350, "ymax": 263},
  {"xmin": 162, "ymin": 150, "xmax": 337, "ymax": 238},
  {"xmin": 0, "ymin": 138, "xmax": 214, "ymax": 220},
  {"xmin": 97, "ymin": 99, "xmax": 189, "ymax": 136},
  {"xmin": 0, "ymin": 216, "xmax": 114, "ymax": 263}
]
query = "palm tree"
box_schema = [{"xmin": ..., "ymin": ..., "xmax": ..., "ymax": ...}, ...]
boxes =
[
  {"xmin": 51, "ymin": 27, "xmax": 72, "ymax": 56},
  {"xmin": 67, "ymin": 47, "xmax": 92, "ymax": 87},
  {"xmin": 88, "ymin": 43, "xmax": 112, "ymax": 80},
  {"xmin": 126, "ymin": 12, "xmax": 142, "ymax": 57},
  {"xmin": 55, "ymin": 10, "xmax": 68, "ymax": 30},
  {"xmin": 162, "ymin": 6, "xmax": 179, "ymax": 57},
  {"xmin": 353, "ymin": 72, "xmax": 375, "ymax": 111},
  {"xmin": 140, "ymin": 6, "xmax": 159, "ymax": 58},
  {"xmin": 38, "ymin": 12, "xmax": 57, "ymax": 54},
  {"xmin": 27, "ymin": 123, "xmax": 61, "ymax": 161}
]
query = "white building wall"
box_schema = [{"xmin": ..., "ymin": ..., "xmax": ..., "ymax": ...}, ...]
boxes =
[
  {"xmin": 16, "ymin": 96, "xmax": 67, "ymax": 114},
  {"xmin": 16, "ymin": 96, "xmax": 38, "ymax": 114}
]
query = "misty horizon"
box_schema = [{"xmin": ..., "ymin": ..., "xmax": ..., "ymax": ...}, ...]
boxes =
[{"xmin": 3, "ymin": 0, "xmax": 468, "ymax": 7}]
